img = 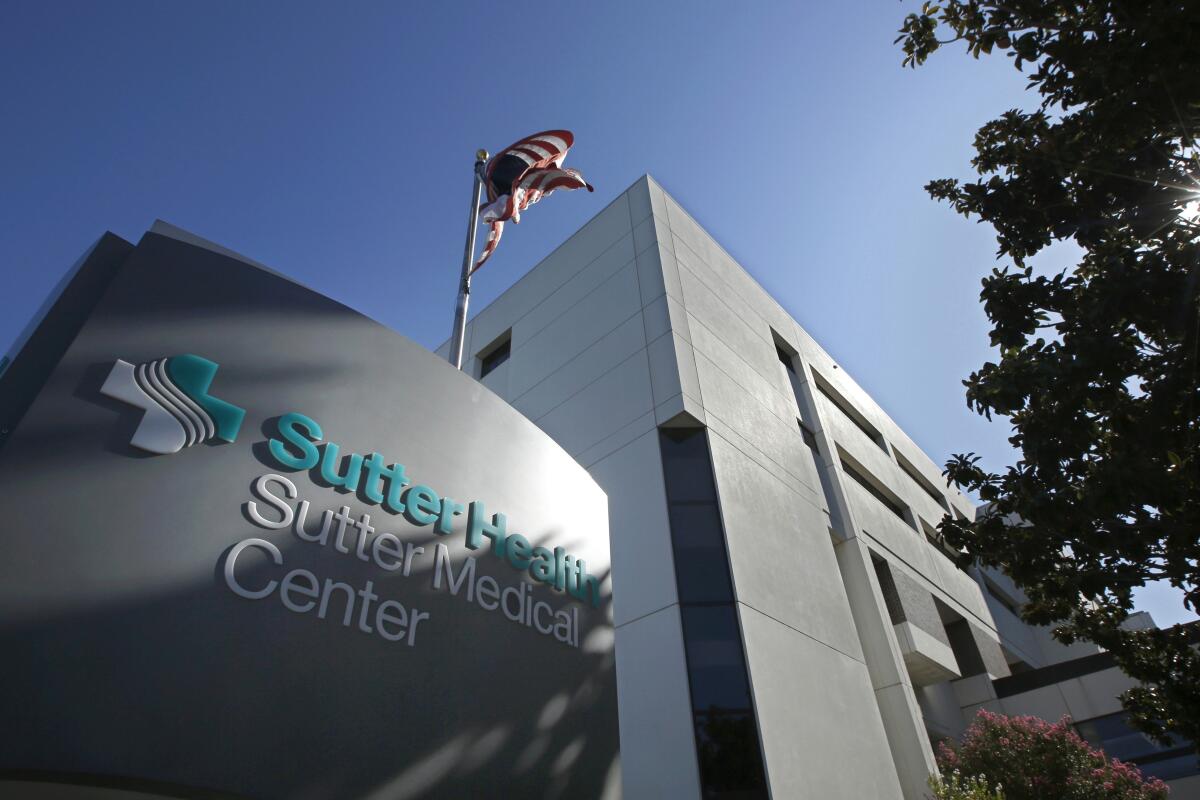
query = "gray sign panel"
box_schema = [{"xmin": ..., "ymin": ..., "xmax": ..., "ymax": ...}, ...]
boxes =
[{"xmin": 0, "ymin": 228, "xmax": 619, "ymax": 799}]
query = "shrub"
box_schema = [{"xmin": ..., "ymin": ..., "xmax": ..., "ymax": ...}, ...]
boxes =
[
  {"xmin": 929, "ymin": 769, "xmax": 1004, "ymax": 800},
  {"xmin": 937, "ymin": 710, "xmax": 1168, "ymax": 800}
]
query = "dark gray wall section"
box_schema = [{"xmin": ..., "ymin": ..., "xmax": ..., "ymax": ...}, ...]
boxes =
[
  {"xmin": 872, "ymin": 557, "xmax": 950, "ymax": 648},
  {"xmin": 968, "ymin": 621, "xmax": 1011, "ymax": 679},
  {"xmin": 872, "ymin": 557, "xmax": 906, "ymax": 625},
  {"xmin": 945, "ymin": 620, "xmax": 987, "ymax": 677},
  {"xmin": 946, "ymin": 620, "xmax": 1011, "ymax": 679},
  {"xmin": 0, "ymin": 232, "xmax": 618, "ymax": 799},
  {"xmin": 890, "ymin": 566, "xmax": 951, "ymax": 648},
  {"xmin": 0, "ymin": 232, "xmax": 132, "ymax": 452}
]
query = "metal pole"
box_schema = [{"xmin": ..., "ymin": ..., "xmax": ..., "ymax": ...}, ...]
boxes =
[{"xmin": 449, "ymin": 149, "xmax": 489, "ymax": 369}]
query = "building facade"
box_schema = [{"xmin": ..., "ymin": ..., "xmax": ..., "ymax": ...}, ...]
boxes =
[
  {"xmin": 3, "ymin": 180, "xmax": 1194, "ymax": 799},
  {"xmin": 439, "ymin": 175, "xmax": 1198, "ymax": 798}
]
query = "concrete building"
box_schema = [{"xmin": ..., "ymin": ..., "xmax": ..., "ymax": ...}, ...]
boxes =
[
  {"xmin": 438, "ymin": 175, "xmax": 1199, "ymax": 798},
  {"xmin": 957, "ymin": 586, "xmax": 1200, "ymax": 796},
  {"xmin": 4, "ymin": 177, "xmax": 1192, "ymax": 799}
]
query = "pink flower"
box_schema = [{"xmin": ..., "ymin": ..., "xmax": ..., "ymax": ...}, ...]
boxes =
[{"xmin": 935, "ymin": 710, "xmax": 1168, "ymax": 800}]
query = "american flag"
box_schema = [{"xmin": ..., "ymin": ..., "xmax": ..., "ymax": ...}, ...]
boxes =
[{"xmin": 473, "ymin": 130, "xmax": 593, "ymax": 272}]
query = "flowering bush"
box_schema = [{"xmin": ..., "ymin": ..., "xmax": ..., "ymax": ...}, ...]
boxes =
[
  {"xmin": 936, "ymin": 710, "xmax": 1168, "ymax": 800},
  {"xmin": 929, "ymin": 770, "xmax": 1004, "ymax": 799}
]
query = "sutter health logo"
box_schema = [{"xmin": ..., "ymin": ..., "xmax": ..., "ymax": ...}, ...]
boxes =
[
  {"xmin": 100, "ymin": 354, "xmax": 245, "ymax": 455},
  {"xmin": 93, "ymin": 356, "xmax": 597, "ymax": 648}
]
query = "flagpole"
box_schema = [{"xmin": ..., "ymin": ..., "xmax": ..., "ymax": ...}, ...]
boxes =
[{"xmin": 449, "ymin": 148, "xmax": 489, "ymax": 370}]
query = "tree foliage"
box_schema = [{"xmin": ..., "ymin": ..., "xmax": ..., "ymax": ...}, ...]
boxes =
[
  {"xmin": 896, "ymin": 1, "xmax": 1200, "ymax": 744},
  {"xmin": 938, "ymin": 711, "xmax": 1168, "ymax": 800},
  {"xmin": 929, "ymin": 769, "xmax": 1006, "ymax": 800}
]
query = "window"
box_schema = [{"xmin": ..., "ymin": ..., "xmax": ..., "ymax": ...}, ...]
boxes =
[
  {"xmin": 660, "ymin": 427, "xmax": 733, "ymax": 604},
  {"xmin": 799, "ymin": 422, "xmax": 818, "ymax": 449},
  {"xmin": 1007, "ymin": 659, "xmax": 1033, "ymax": 675},
  {"xmin": 944, "ymin": 618, "xmax": 988, "ymax": 677},
  {"xmin": 812, "ymin": 373, "xmax": 887, "ymax": 452},
  {"xmin": 921, "ymin": 519, "xmax": 968, "ymax": 572},
  {"xmin": 659, "ymin": 427, "xmax": 768, "ymax": 798},
  {"xmin": 895, "ymin": 450, "xmax": 950, "ymax": 511},
  {"xmin": 841, "ymin": 458, "xmax": 913, "ymax": 528},
  {"xmin": 681, "ymin": 606, "xmax": 767, "ymax": 798},
  {"xmin": 1076, "ymin": 712, "xmax": 1198, "ymax": 782},
  {"xmin": 800, "ymin": 421, "xmax": 841, "ymax": 527},
  {"xmin": 775, "ymin": 344, "xmax": 795, "ymax": 374},
  {"xmin": 871, "ymin": 554, "xmax": 905, "ymax": 625},
  {"xmin": 921, "ymin": 520, "xmax": 942, "ymax": 550},
  {"xmin": 478, "ymin": 332, "xmax": 511, "ymax": 378},
  {"xmin": 774, "ymin": 332, "xmax": 808, "ymax": 428},
  {"xmin": 983, "ymin": 579, "xmax": 1021, "ymax": 617},
  {"xmin": 772, "ymin": 331, "xmax": 798, "ymax": 375}
]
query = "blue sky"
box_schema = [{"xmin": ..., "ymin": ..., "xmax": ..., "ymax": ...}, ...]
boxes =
[{"xmin": 1, "ymin": 1, "xmax": 1192, "ymax": 625}]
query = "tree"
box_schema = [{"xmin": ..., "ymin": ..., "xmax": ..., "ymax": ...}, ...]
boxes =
[
  {"xmin": 929, "ymin": 770, "xmax": 1005, "ymax": 800},
  {"xmin": 938, "ymin": 710, "xmax": 1168, "ymax": 799},
  {"xmin": 895, "ymin": 0, "xmax": 1200, "ymax": 746}
]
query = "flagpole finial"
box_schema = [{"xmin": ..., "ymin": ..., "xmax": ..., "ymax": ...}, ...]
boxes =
[{"xmin": 476, "ymin": 148, "xmax": 489, "ymax": 162}]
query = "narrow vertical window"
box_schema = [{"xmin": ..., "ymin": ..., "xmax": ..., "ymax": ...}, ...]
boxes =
[
  {"xmin": 799, "ymin": 420, "xmax": 842, "ymax": 530},
  {"xmin": 660, "ymin": 427, "xmax": 768, "ymax": 798},
  {"xmin": 811, "ymin": 372, "xmax": 888, "ymax": 452},
  {"xmin": 660, "ymin": 428, "xmax": 733, "ymax": 604},
  {"xmin": 775, "ymin": 344, "xmax": 796, "ymax": 373}
]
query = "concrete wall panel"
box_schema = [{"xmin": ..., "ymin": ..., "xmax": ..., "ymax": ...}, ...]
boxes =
[
  {"xmin": 739, "ymin": 605, "xmax": 904, "ymax": 800},
  {"xmin": 646, "ymin": 332, "xmax": 684, "ymax": 408},
  {"xmin": 508, "ymin": 262, "xmax": 643, "ymax": 399},
  {"xmin": 510, "ymin": 313, "xmax": 646, "ymax": 423},
  {"xmin": 693, "ymin": 351, "xmax": 822, "ymax": 499},
  {"xmin": 462, "ymin": 192, "xmax": 637, "ymax": 365},
  {"xmin": 708, "ymin": 432, "xmax": 863, "ymax": 660},
  {"xmin": 535, "ymin": 350, "xmax": 654, "ymax": 458},
  {"xmin": 588, "ymin": 430, "xmax": 678, "ymax": 626},
  {"xmin": 626, "ymin": 176, "xmax": 654, "ymax": 227},
  {"xmin": 614, "ymin": 606, "xmax": 702, "ymax": 800},
  {"xmin": 577, "ymin": 413, "xmax": 658, "ymax": 470},
  {"xmin": 687, "ymin": 316, "xmax": 796, "ymax": 426},
  {"xmin": 509, "ymin": 234, "xmax": 636, "ymax": 352}
]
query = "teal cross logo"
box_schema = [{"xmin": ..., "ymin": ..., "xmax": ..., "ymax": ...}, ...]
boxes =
[{"xmin": 99, "ymin": 354, "xmax": 245, "ymax": 455}]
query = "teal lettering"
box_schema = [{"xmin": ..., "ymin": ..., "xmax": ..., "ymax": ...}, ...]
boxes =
[
  {"xmin": 570, "ymin": 558, "xmax": 602, "ymax": 608},
  {"xmin": 319, "ymin": 442, "xmax": 364, "ymax": 492},
  {"xmin": 530, "ymin": 547, "xmax": 554, "ymax": 583},
  {"xmin": 506, "ymin": 533, "xmax": 532, "ymax": 570},
  {"xmin": 438, "ymin": 497, "xmax": 464, "ymax": 534},
  {"xmin": 384, "ymin": 463, "xmax": 410, "ymax": 514},
  {"xmin": 466, "ymin": 501, "xmax": 507, "ymax": 555},
  {"xmin": 361, "ymin": 453, "xmax": 391, "ymax": 503},
  {"xmin": 564, "ymin": 553, "xmax": 578, "ymax": 595},
  {"xmin": 553, "ymin": 547, "xmax": 567, "ymax": 591},
  {"xmin": 269, "ymin": 412, "xmax": 322, "ymax": 469},
  {"xmin": 261, "ymin": 419, "xmax": 600, "ymax": 607},
  {"xmin": 580, "ymin": 572, "xmax": 601, "ymax": 608},
  {"xmin": 404, "ymin": 485, "xmax": 441, "ymax": 526}
]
